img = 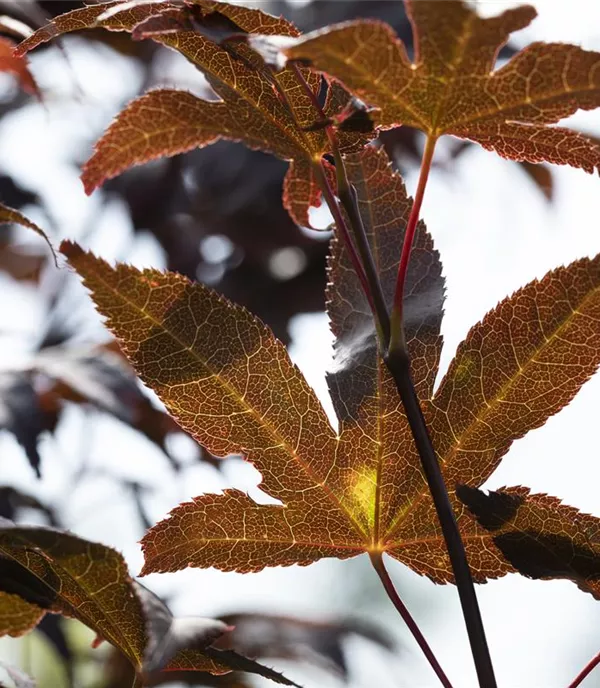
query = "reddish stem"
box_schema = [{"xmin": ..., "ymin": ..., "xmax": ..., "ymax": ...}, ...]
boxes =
[
  {"xmin": 568, "ymin": 650, "xmax": 600, "ymax": 688},
  {"xmin": 389, "ymin": 135, "xmax": 437, "ymax": 354},
  {"xmin": 370, "ymin": 552, "xmax": 453, "ymax": 688},
  {"xmin": 291, "ymin": 63, "xmax": 390, "ymax": 345},
  {"xmin": 312, "ymin": 160, "xmax": 376, "ymax": 315}
]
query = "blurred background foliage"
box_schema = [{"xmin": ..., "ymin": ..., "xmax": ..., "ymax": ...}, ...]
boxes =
[{"xmin": 0, "ymin": 2, "xmax": 584, "ymax": 687}]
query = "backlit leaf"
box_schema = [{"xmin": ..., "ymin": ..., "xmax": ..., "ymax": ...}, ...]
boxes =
[
  {"xmin": 458, "ymin": 486, "xmax": 600, "ymax": 599},
  {"xmin": 0, "ymin": 36, "xmax": 39, "ymax": 98},
  {"xmin": 63, "ymin": 144, "xmax": 600, "ymax": 593},
  {"xmin": 388, "ymin": 254, "xmax": 600, "ymax": 581},
  {"xmin": 17, "ymin": 1, "xmax": 372, "ymax": 225},
  {"xmin": 0, "ymin": 591, "xmax": 44, "ymax": 638},
  {"xmin": 0, "ymin": 519, "xmax": 297, "ymax": 685},
  {"xmin": 61, "ymin": 240, "xmax": 363, "ymax": 572},
  {"xmin": 266, "ymin": 0, "xmax": 600, "ymax": 172},
  {"xmin": 326, "ymin": 146, "xmax": 444, "ymax": 536}
]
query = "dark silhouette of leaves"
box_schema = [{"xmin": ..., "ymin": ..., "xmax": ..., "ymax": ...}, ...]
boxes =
[
  {"xmin": 0, "ymin": 343, "xmax": 188, "ymax": 475},
  {"xmin": 0, "ymin": 203, "xmax": 55, "ymax": 265},
  {"xmin": 214, "ymin": 612, "xmax": 395, "ymax": 677},
  {"xmin": 0, "ymin": 372, "xmax": 56, "ymax": 477}
]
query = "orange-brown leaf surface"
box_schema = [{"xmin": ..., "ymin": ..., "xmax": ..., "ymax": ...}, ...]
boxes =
[
  {"xmin": 60, "ymin": 148, "xmax": 441, "ymax": 573},
  {"xmin": 0, "ymin": 36, "xmax": 39, "ymax": 97},
  {"xmin": 387, "ymin": 254, "xmax": 600, "ymax": 582},
  {"xmin": 17, "ymin": 1, "xmax": 370, "ymax": 225},
  {"xmin": 458, "ymin": 486, "xmax": 600, "ymax": 599},
  {"xmin": 63, "ymin": 169, "xmax": 600, "ymax": 591},
  {"xmin": 0, "ymin": 591, "xmax": 44, "ymax": 638},
  {"xmin": 0, "ymin": 519, "xmax": 297, "ymax": 685},
  {"xmin": 268, "ymin": 0, "xmax": 600, "ymax": 172}
]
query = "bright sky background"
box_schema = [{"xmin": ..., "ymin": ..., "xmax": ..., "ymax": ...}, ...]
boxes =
[{"xmin": 1, "ymin": 1, "xmax": 600, "ymax": 687}]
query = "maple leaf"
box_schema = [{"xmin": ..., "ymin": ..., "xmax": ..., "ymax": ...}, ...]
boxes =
[
  {"xmin": 0, "ymin": 518, "xmax": 298, "ymax": 685},
  {"xmin": 253, "ymin": 0, "xmax": 600, "ymax": 173},
  {"xmin": 0, "ymin": 590, "xmax": 44, "ymax": 638},
  {"xmin": 16, "ymin": 1, "xmax": 371, "ymax": 227},
  {"xmin": 61, "ymin": 144, "xmax": 600, "ymax": 596}
]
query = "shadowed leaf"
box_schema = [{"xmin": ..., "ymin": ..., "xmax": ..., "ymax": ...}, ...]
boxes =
[
  {"xmin": 0, "ymin": 372, "xmax": 56, "ymax": 477},
  {"xmin": 32, "ymin": 342, "xmax": 184, "ymax": 463},
  {"xmin": 136, "ymin": 582, "xmax": 231, "ymax": 674},
  {"xmin": 0, "ymin": 519, "xmax": 297, "ymax": 685},
  {"xmin": 458, "ymin": 486, "xmax": 600, "ymax": 599},
  {"xmin": 519, "ymin": 162, "xmax": 553, "ymax": 201},
  {"xmin": 326, "ymin": 146, "xmax": 443, "ymax": 535},
  {"xmin": 214, "ymin": 612, "xmax": 395, "ymax": 677},
  {"xmin": 264, "ymin": 0, "xmax": 600, "ymax": 173},
  {"xmin": 0, "ymin": 342, "xmax": 185, "ymax": 476}
]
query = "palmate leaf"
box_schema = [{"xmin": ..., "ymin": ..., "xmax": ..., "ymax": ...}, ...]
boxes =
[
  {"xmin": 16, "ymin": 0, "xmax": 371, "ymax": 227},
  {"xmin": 256, "ymin": 0, "xmax": 600, "ymax": 173},
  {"xmin": 61, "ymin": 143, "xmax": 600, "ymax": 597},
  {"xmin": 0, "ymin": 519, "xmax": 298, "ymax": 686}
]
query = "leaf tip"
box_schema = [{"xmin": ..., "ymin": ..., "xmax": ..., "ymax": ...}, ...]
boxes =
[{"xmin": 59, "ymin": 239, "xmax": 84, "ymax": 261}]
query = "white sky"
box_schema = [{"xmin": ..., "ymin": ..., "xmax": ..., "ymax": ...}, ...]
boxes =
[{"xmin": 2, "ymin": 2, "xmax": 600, "ymax": 687}]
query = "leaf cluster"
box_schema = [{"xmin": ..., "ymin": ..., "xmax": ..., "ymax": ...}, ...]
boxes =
[{"xmin": 4, "ymin": 0, "xmax": 600, "ymax": 685}]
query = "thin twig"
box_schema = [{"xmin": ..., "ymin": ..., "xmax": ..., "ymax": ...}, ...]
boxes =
[
  {"xmin": 312, "ymin": 160, "xmax": 376, "ymax": 315},
  {"xmin": 290, "ymin": 63, "xmax": 390, "ymax": 346},
  {"xmin": 384, "ymin": 134, "xmax": 496, "ymax": 688},
  {"xmin": 384, "ymin": 345, "xmax": 497, "ymax": 688},
  {"xmin": 370, "ymin": 552, "xmax": 454, "ymax": 688},
  {"xmin": 568, "ymin": 650, "xmax": 600, "ymax": 688}
]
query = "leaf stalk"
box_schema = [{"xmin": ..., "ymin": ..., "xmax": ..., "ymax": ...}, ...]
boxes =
[
  {"xmin": 389, "ymin": 135, "xmax": 437, "ymax": 355},
  {"xmin": 285, "ymin": 63, "xmax": 496, "ymax": 688},
  {"xmin": 370, "ymin": 552, "xmax": 454, "ymax": 688},
  {"xmin": 568, "ymin": 650, "xmax": 600, "ymax": 688},
  {"xmin": 311, "ymin": 160, "xmax": 380, "ymax": 323}
]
